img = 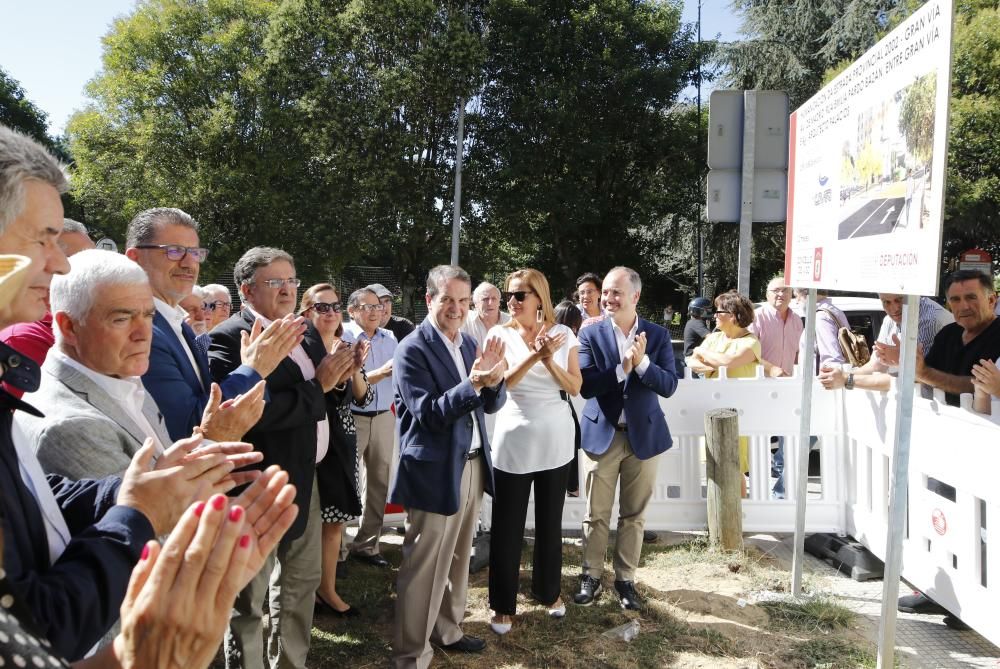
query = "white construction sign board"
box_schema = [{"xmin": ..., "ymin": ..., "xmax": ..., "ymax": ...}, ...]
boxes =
[{"xmin": 784, "ymin": 0, "xmax": 954, "ymax": 295}]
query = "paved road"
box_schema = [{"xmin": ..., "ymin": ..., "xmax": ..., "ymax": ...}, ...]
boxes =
[{"xmin": 838, "ymin": 196, "xmax": 906, "ymax": 239}]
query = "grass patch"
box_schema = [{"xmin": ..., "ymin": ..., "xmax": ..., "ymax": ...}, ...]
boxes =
[
  {"xmin": 759, "ymin": 598, "xmax": 856, "ymax": 633},
  {"xmin": 781, "ymin": 637, "xmax": 878, "ymax": 668}
]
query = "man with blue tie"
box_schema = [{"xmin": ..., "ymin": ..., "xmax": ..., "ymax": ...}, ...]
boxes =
[
  {"xmin": 390, "ymin": 265, "xmax": 506, "ymax": 669},
  {"xmin": 573, "ymin": 266, "xmax": 678, "ymax": 610},
  {"xmin": 125, "ymin": 208, "xmax": 301, "ymax": 440}
]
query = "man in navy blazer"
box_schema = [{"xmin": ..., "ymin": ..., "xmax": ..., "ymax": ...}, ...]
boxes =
[
  {"xmin": 390, "ymin": 265, "xmax": 506, "ymax": 669},
  {"xmin": 574, "ymin": 266, "xmax": 678, "ymax": 611},
  {"xmin": 125, "ymin": 208, "xmax": 301, "ymax": 441}
]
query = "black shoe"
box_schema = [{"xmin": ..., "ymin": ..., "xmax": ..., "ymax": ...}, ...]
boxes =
[
  {"xmin": 441, "ymin": 635, "xmax": 486, "ymax": 653},
  {"xmin": 643, "ymin": 530, "xmax": 658, "ymax": 544},
  {"xmin": 336, "ymin": 561, "xmax": 348, "ymax": 579},
  {"xmin": 352, "ymin": 552, "xmax": 389, "ymax": 568},
  {"xmin": 943, "ymin": 614, "xmax": 970, "ymax": 631},
  {"xmin": 614, "ymin": 580, "xmax": 644, "ymax": 611},
  {"xmin": 573, "ymin": 575, "xmax": 603, "ymax": 606},
  {"xmin": 469, "ymin": 533, "xmax": 490, "ymax": 574},
  {"xmin": 315, "ymin": 594, "xmax": 361, "ymax": 618},
  {"xmin": 898, "ymin": 592, "xmax": 948, "ymax": 615}
]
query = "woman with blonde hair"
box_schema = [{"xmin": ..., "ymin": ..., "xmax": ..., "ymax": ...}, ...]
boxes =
[
  {"xmin": 487, "ymin": 269, "xmax": 582, "ymax": 634},
  {"xmin": 299, "ymin": 283, "xmax": 373, "ymax": 617}
]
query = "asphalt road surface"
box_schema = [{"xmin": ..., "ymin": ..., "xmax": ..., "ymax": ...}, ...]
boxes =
[{"xmin": 837, "ymin": 196, "xmax": 905, "ymax": 239}]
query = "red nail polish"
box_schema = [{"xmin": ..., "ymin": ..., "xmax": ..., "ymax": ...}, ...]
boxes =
[
  {"xmin": 212, "ymin": 495, "xmax": 226, "ymax": 511},
  {"xmin": 239, "ymin": 535, "xmax": 251, "ymax": 549},
  {"xmin": 194, "ymin": 501, "xmax": 206, "ymax": 517},
  {"xmin": 140, "ymin": 544, "xmax": 150, "ymax": 561},
  {"xmin": 229, "ymin": 506, "xmax": 244, "ymax": 522}
]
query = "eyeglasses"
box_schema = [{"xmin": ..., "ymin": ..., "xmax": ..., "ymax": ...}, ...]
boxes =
[
  {"xmin": 767, "ymin": 287, "xmax": 791, "ymax": 294},
  {"xmin": 503, "ymin": 290, "xmax": 535, "ymax": 302},
  {"xmin": 254, "ymin": 278, "xmax": 302, "ymax": 289},
  {"xmin": 311, "ymin": 302, "xmax": 343, "ymax": 314},
  {"xmin": 356, "ymin": 303, "xmax": 384, "ymax": 313},
  {"xmin": 134, "ymin": 244, "xmax": 208, "ymax": 263},
  {"xmin": 206, "ymin": 301, "xmax": 231, "ymax": 311}
]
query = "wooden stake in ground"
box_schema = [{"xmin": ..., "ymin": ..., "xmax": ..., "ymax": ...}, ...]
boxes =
[{"xmin": 704, "ymin": 407, "xmax": 743, "ymax": 550}]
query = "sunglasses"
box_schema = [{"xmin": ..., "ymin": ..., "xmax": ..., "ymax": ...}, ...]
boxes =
[
  {"xmin": 503, "ymin": 290, "xmax": 535, "ymax": 302},
  {"xmin": 311, "ymin": 301, "xmax": 343, "ymax": 314},
  {"xmin": 134, "ymin": 244, "xmax": 209, "ymax": 263},
  {"xmin": 204, "ymin": 301, "xmax": 231, "ymax": 311}
]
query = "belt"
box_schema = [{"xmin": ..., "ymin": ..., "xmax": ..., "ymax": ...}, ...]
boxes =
[
  {"xmin": 615, "ymin": 424, "xmax": 628, "ymax": 432},
  {"xmin": 466, "ymin": 449, "xmax": 483, "ymax": 461},
  {"xmin": 353, "ymin": 410, "xmax": 389, "ymax": 418}
]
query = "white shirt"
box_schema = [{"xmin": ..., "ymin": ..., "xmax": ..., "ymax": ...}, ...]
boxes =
[
  {"xmin": 11, "ymin": 420, "xmax": 71, "ymax": 565},
  {"xmin": 875, "ymin": 297, "xmax": 954, "ymax": 374},
  {"xmin": 427, "ymin": 318, "xmax": 483, "ymax": 453},
  {"xmin": 246, "ymin": 306, "xmax": 331, "ymax": 463},
  {"xmin": 611, "ymin": 316, "xmax": 650, "ymax": 426},
  {"xmin": 50, "ymin": 350, "xmax": 166, "ymax": 454},
  {"xmin": 461, "ymin": 309, "xmax": 510, "ymax": 349},
  {"xmin": 154, "ymin": 297, "xmax": 204, "ymax": 385},
  {"xmin": 488, "ymin": 323, "xmax": 578, "ymax": 474}
]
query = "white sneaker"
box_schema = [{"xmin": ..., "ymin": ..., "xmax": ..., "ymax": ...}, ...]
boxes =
[
  {"xmin": 490, "ymin": 615, "xmax": 512, "ymax": 635},
  {"xmin": 548, "ymin": 600, "xmax": 567, "ymax": 618}
]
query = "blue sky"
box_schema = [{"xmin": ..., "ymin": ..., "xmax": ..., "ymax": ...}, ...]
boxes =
[{"xmin": 0, "ymin": 0, "xmax": 742, "ymax": 136}]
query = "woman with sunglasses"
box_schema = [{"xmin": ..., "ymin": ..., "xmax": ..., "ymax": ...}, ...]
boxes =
[
  {"xmin": 487, "ymin": 270, "xmax": 583, "ymax": 635},
  {"xmin": 687, "ymin": 290, "xmax": 761, "ymax": 494},
  {"xmin": 299, "ymin": 283, "xmax": 373, "ymax": 617}
]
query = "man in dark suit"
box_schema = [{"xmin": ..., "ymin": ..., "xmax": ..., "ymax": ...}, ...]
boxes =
[
  {"xmin": 573, "ymin": 266, "xmax": 678, "ymax": 610},
  {"xmin": 209, "ymin": 247, "xmax": 355, "ymax": 669},
  {"xmin": 125, "ymin": 207, "xmax": 301, "ymax": 441},
  {"xmin": 390, "ymin": 265, "xmax": 506, "ymax": 669}
]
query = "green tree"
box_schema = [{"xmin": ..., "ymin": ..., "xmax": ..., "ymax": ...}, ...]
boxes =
[
  {"xmin": 898, "ymin": 72, "xmax": 935, "ymax": 164},
  {"xmin": 465, "ymin": 0, "xmax": 705, "ymax": 298},
  {"xmin": 0, "ymin": 68, "xmax": 53, "ymax": 149}
]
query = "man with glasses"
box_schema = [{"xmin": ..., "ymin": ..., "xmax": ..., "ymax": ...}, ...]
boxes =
[
  {"xmin": 209, "ymin": 246, "xmax": 357, "ymax": 669},
  {"xmin": 126, "ymin": 207, "xmax": 301, "ymax": 441},
  {"xmin": 344, "ymin": 286, "xmax": 397, "ymax": 567},
  {"xmin": 369, "ymin": 282, "xmax": 415, "ymax": 341},
  {"xmin": 203, "ymin": 282, "xmax": 234, "ymax": 330},
  {"xmin": 749, "ymin": 275, "xmax": 804, "ymax": 499}
]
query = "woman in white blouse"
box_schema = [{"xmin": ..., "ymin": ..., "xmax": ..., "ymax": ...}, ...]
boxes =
[{"xmin": 488, "ymin": 268, "xmax": 582, "ymax": 635}]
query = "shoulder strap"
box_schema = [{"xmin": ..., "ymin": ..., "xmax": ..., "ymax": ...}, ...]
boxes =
[{"xmin": 816, "ymin": 304, "xmax": 849, "ymax": 330}]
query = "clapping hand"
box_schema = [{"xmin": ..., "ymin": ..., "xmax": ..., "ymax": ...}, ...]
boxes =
[
  {"xmin": 352, "ymin": 339, "xmax": 371, "ymax": 374},
  {"xmin": 240, "ymin": 315, "xmax": 307, "ymax": 378},
  {"xmin": 471, "ymin": 336, "xmax": 506, "ymax": 389},
  {"xmin": 631, "ymin": 332, "xmax": 647, "ymax": 367},
  {"xmin": 972, "ymin": 358, "xmax": 1000, "ymax": 397},
  {"xmin": 533, "ymin": 327, "xmax": 567, "ymax": 360},
  {"xmin": 874, "ymin": 334, "xmax": 901, "ymax": 367},
  {"xmin": 199, "ymin": 380, "xmax": 266, "ymax": 442}
]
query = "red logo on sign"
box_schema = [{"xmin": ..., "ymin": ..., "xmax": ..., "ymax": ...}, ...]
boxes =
[
  {"xmin": 932, "ymin": 508, "xmax": 947, "ymax": 535},
  {"xmin": 813, "ymin": 248, "xmax": 823, "ymax": 281}
]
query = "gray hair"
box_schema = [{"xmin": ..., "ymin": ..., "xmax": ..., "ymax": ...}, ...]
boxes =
[
  {"xmin": 0, "ymin": 126, "xmax": 68, "ymax": 235},
  {"xmin": 348, "ymin": 287, "xmax": 377, "ymax": 310},
  {"xmin": 606, "ymin": 266, "xmax": 642, "ymax": 294},
  {"xmin": 233, "ymin": 246, "xmax": 295, "ymax": 286},
  {"xmin": 426, "ymin": 265, "xmax": 471, "ymax": 298},
  {"xmin": 188, "ymin": 285, "xmax": 208, "ymax": 301},
  {"xmin": 473, "ymin": 282, "xmax": 499, "ymax": 302},
  {"xmin": 202, "ymin": 283, "xmax": 230, "ymax": 300},
  {"xmin": 61, "ymin": 218, "xmax": 88, "ymax": 235},
  {"xmin": 51, "ymin": 249, "xmax": 149, "ymax": 340},
  {"xmin": 126, "ymin": 207, "xmax": 199, "ymax": 248}
]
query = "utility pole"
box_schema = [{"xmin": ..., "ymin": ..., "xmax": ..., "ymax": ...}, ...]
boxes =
[{"xmin": 696, "ymin": 0, "xmax": 705, "ymax": 296}]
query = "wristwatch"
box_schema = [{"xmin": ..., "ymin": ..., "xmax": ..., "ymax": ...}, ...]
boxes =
[{"xmin": 845, "ymin": 372, "xmax": 855, "ymax": 390}]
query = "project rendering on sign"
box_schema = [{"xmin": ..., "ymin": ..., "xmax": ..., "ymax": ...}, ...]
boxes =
[{"xmin": 784, "ymin": 0, "xmax": 955, "ymax": 295}]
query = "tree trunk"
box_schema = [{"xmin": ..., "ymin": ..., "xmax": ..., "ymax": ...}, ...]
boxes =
[{"xmin": 704, "ymin": 408, "xmax": 743, "ymax": 550}]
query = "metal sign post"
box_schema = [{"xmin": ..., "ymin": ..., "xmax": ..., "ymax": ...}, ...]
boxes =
[
  {"xmin": 737, "ymin": 92, "xmax": 756, "ymax": 296},
  {"xmin": 876, "ymin": 294, "xmax": 920, "ymax": 669},
  {"xmin": 791, "ymin": 288, "xmax": 817, "ymax": 596}
]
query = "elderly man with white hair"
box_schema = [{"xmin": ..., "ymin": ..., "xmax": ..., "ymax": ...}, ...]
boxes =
[
  {"xmin": 203, "ymin": 282, "xmax": 233, "ymax": 330},
  {"xmin": 461, "ymin": 281, "xmax": 510, "ymax": 349},
  {"xmin": 16, "ymin": 249, "xmax": 265, "ymax": 480}
]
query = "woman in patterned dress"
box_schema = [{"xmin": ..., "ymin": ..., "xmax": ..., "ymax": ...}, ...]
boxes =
[{"xmin": 300, "ymin": 283, "xmax": 374, "ymax": 617}]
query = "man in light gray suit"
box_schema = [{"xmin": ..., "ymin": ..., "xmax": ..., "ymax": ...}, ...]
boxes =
[{"xmin": 17, "ymin": 249, "xmax": 264, "ymax": 479}]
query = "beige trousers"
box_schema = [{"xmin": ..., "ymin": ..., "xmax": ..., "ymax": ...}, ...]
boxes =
[
  {"xmin": 391, "ymin": 458, "xmax": 484, "ymax": 669},
  {"xmin": 225, "ymin": 477, "xmax": 322, "ymax": 669},
  {"xmin": 351, "ymin": 411, "xmax": 395, "ymax": 556},
  {"xmin": 580, "ymin": 431, "xmax": 659, "ymax": 581}
]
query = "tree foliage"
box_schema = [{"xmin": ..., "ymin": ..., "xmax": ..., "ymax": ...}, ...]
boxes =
[{"xmin": 0, "ymin": 68, "xmax": 54, "ymax": 150}]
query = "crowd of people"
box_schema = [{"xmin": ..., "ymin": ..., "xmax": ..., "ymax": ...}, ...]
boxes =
[{"xmin": 2, "ymin": 118, "xmax": 998, "ymax": 669}]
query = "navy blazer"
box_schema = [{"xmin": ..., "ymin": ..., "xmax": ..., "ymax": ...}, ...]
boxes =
[
  {"xmin": 389, "ymin": 319, "xmax": 505, "ymax": 516},
  {"xmin": 142, "ymin": 310, "xmax": 262, "ymax": 441},
  {"xmin": 577, "ymin": 317, "xmax": 678, "ymax": 460},
  {"xmin": 208, "ymin": 310, "xmax": 334, "ymax": 541},
  {"xmin": 0, "ymin": 391, "xmax": 154, "ymax": 661}
]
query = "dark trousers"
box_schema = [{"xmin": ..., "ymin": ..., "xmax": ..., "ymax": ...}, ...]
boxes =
[{"xmin": 488, "ymin": 462, "xmax": 570, "ymax": 615}]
